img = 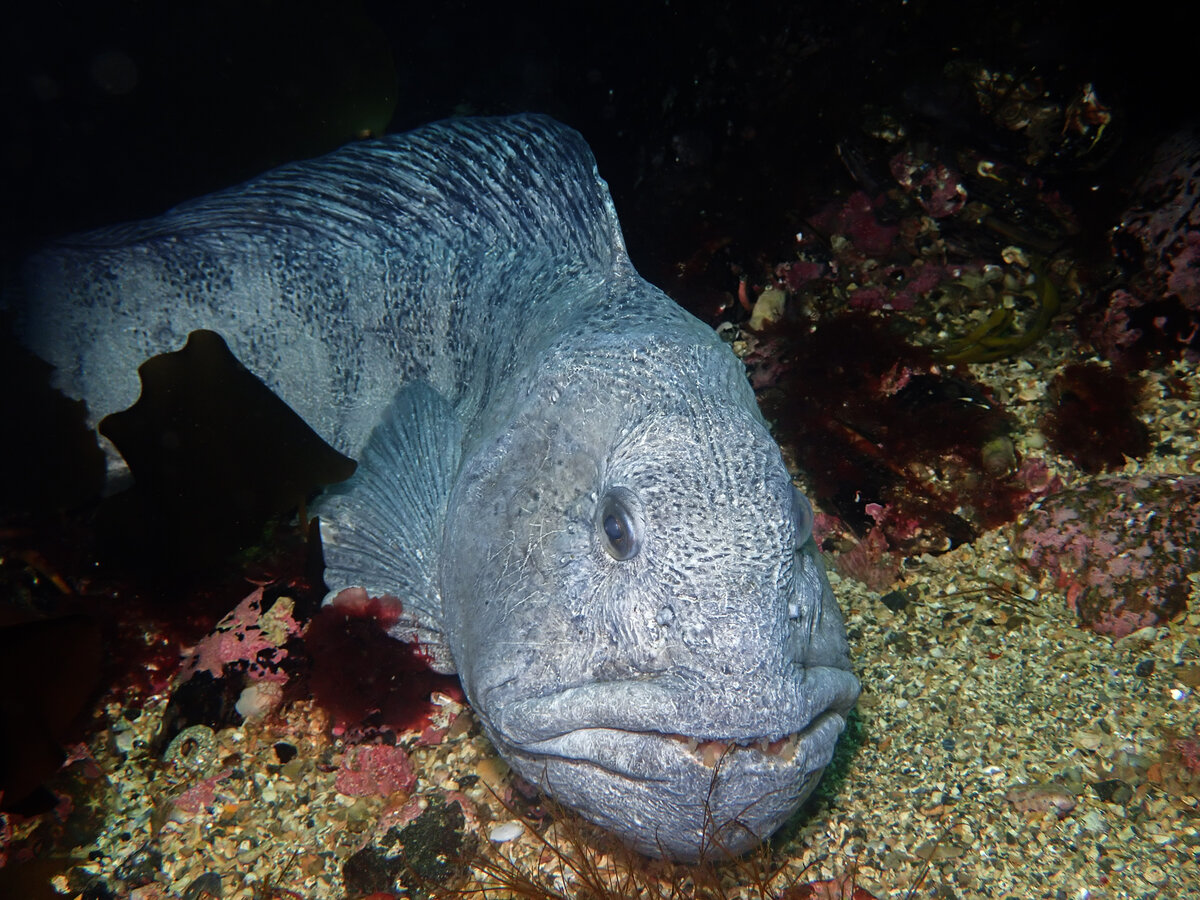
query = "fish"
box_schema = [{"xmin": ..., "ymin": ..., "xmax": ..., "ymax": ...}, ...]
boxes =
[{"xmin": 10, "ymin": 114, "xmax": 859, "ymax": 860}]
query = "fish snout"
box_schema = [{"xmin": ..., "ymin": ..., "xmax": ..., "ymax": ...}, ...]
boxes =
[{"xmin": 482, "ymin": 667, "xmax": 858, "ymax": 860}]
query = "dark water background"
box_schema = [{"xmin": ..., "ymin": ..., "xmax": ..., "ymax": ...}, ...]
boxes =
[{"xmin": 2, "ymin": 0, "xmax": 1196, "ymax": 304}]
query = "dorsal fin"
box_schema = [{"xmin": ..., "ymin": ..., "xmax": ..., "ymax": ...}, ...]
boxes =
[
  {"xmin": 12, "ymin": 115, "xmax": 625, "ymax": 476},
  {"xmin": 315, "ymin": 380, "xmax": 461, "ymax": 673}
]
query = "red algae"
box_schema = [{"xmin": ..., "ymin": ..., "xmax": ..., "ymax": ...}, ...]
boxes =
[
  {"xmin": 752, "ymin": 312, "xmax": 1045, "ymax": 558},
  {"xmin": 179, "ymin": 587, "xmax": 302, "ymax": 683},
  {"xmin": 809, "ymin": 191, "xmax": 899, "ymax": 259},
  {"xmin": 334, "ymin": 744, "xmax": 417, "ymax": 798},
  {"xmin": 171, "ymin": 768, "xmax": 233, "ymax": 815},
  {"xmin": 304, "ymin": 588, "xmax": 461, "ymax": 734},
  {"xmin": 1040, "ymin": 362, "xmax": 1150, "ymax": 473}
]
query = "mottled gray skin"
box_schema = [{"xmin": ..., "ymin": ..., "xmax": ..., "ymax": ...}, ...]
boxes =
[{"xmin": 12, "ymin": 115, "xmax": 859, "ymax": 859}]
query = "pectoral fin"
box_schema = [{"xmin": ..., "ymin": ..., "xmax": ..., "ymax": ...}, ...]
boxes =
[{"xmin": 316, "ymin": 380, "xmax": 461, "ymax": 673}]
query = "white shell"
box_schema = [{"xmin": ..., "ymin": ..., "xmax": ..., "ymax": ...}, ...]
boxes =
[{"xmin": 488, "ymin": 821, "xmax": 525, "ymax": 843}]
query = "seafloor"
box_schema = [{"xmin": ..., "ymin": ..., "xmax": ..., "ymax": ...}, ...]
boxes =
[{"xmin": 2, "ymin": 307, "xmax": 1197, "ymax": 900}]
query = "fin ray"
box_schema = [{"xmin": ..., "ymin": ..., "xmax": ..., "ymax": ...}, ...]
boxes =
[{"xmin": 316, "ymin": 381, "xmax": 461, "ymax": 673}]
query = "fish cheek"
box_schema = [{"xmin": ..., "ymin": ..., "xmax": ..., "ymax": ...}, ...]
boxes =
[{"xmin": 441, "ymin": 426, "xmax": 600, "ymax": 697}]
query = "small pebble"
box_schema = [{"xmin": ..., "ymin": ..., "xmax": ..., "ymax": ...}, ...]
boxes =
[
  {"xmin": 1143, "ymin": 864, "xmax": 1167, "ymax": 885},
  {"xmin": 1093, "ymin": 778, "xmax": 1133, "ymax": 805},
  {"xmin": 113, "ymin": 728, "xmax": 136, "ymax": 755},
  {"xmin": 489, "ymin": 820, "xmax": 525, "ymax": 843},
  {"xmin": 235, "ymin": 681, "xmax": 282, "ymax": 721},
  {"xmin": 1005, "ymin": 781, "xmax": 1077, "ymax": 819}
]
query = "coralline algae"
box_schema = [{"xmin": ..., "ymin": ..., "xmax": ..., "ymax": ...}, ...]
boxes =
[
  {"xmin": 1015, "ymin": 475, "xmax": 1199, "ymax": 637},
  {"xmin": 1116, "ymin": 128, "xmax": 1200, "ymax": 307},
  {"xmin": 1094, "ymin": 128, "xmax": 1200, "ymax": 366}
]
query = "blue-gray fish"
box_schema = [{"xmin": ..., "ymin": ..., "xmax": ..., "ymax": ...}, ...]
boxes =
[{"xmin": 12, "ymin": 114, "xmax": 859, "ymax": 859}]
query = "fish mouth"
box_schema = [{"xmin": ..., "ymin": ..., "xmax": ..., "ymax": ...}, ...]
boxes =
[
  {"xmin": 482, "ymin": 687, "xmax": 855, "ymax": 860},
  {"xmin": 485, "ymin": 666, "xmax": 859, "ymax": 779},
  {"xmin": 509, "ymin": 709, "xmax": 848, "ymax": 781},
  {"xmin": 667, "ymin": 729, "xmax": 812, "ymax": 768}
]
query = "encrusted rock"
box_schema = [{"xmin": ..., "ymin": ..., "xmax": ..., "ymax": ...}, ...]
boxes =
[
  {"xmin": 1005, "ymin": 781, "xmax": 1077, "ymax": 819},
  {"xmin": 1015, "ymin": 475, "xmax": 1199, "ymax": 637}
]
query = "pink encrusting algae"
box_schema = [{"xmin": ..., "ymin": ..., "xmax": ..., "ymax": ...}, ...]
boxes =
[
  {"xmin": 179, "ymin": 587, "xmax": 302, "ymax": 683},
  {"xmin": 334, "ymin": 744, "xmax": 418, "ymax": 798},
  {"xmin": 1092, "ymin": 128, "xmax": 1200, "ymax": 366},
  {"xmin": 1015, "ymin": 474, "xmax": 1199, "ymax": 637}
]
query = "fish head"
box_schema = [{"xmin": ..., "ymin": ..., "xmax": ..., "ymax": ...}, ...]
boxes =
[{"xmin": 441, "ymin": 334, "xmax": 859, "ymax": 860}]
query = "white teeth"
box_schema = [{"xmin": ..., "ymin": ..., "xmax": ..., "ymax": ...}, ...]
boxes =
[
  {"xmin": 663, "ymin": 731, "xmax": 802, "ymax": 764},
  {"xmin": 774, "ymin": 733, "xmax": 801, "ymax": 761},
  {"xmin": 699, "ymin": 740, "xmax": 728, "ymax": 768}
]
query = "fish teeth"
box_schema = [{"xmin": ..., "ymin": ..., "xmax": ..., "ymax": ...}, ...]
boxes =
[
  {"xmin": 665, "ymin": 731, "xmax": 801, "ymax": 765},
  {"xmin": 698, "ymin": 740, "xmax": 728, "ymax": 768}
]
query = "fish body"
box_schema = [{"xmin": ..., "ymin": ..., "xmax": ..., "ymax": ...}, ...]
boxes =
[{"xmin": 12, "ymin": 115, "xmax": 858, "ymax": 859}]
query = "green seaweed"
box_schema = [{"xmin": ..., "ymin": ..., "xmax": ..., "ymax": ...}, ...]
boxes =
[{"xmin": 939, "ymin": 266, "xmax": 1060, "ymax": 363}]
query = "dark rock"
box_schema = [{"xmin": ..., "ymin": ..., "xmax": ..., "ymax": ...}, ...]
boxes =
[
  {"xmin": 342, "ymin": 796, "xmax": 471, "ymax": 900},
  {"xmin": 394, "ymin": 796, "xmax": 470, "ymax": 895},
  {"xmin": 97, "ymin": 329, "xmax": 355, "ymax": 573},
  {"xmin": 342, "ymin": 844, "xmax": 403, "ymax": 898},
  {"xmin": 182, "ymin": 872, "xmax": 222, "ymax": 900},
  {"xmin": 879, "ymin": 589, "xmax": 912, "ymax": 613},
  {"xmin": 155, "ymin": 671, "xmax": 243, "ymax": 754},
  {"xmin": 0, "ymin": 615, "xmax": 105, "ymax": 812},
  {"xmin": 80, "ymin": 883, "xmax": 118, "ymax": 900},
  {"xmin": 114, "ymin": 844, "xmax": 162, "ymax": 886},
  {"xmin": 1092, "ymin": 778, "xmax": 1133, "ymax": 804}
]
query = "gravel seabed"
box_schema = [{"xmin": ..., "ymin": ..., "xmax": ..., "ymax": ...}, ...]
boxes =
[{"xmin": 37, "ymin": 343, "xmax": 1200, "ymax": 900}]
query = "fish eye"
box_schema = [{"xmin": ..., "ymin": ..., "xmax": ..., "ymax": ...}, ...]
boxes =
[
  {"xmin": 792, "ymin": 487, "xmax": 814, "ymax": 547},
  {"xmin": 597, "ymin": 487, "xmax": 641, "ymax": 560}
]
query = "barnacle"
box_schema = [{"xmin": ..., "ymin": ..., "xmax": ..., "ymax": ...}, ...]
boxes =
[
  {"xmin": 163, "ymin": 724, "xmax": 220, "ymax": 776},
  {"xmin": 939, "ymin": 265, "xmax": 1060, "ymax": 363}
]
